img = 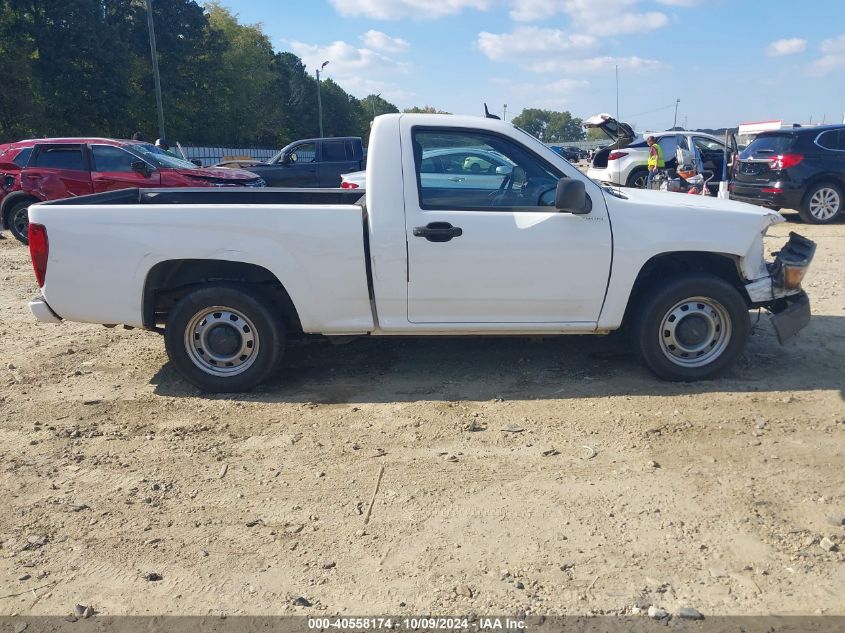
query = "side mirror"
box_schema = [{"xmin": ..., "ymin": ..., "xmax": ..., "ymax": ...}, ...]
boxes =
[
  {"xmin": 283, "ymin": 153, "xmax": 296, "ymax": 165},
  {"xmin": 495, "ymin": 165, "xmax": 513, "ymax": 176},
  {"xmin": 190, "ymin": 159, "xmax": 202, "ymax": 167},
  {"xmin": 131, "ymin": 160, "xmax": 151, "ymax": 176},
  {"xmin": 555, "ymin": 178, "xmax": 589, "ymax": 214}
]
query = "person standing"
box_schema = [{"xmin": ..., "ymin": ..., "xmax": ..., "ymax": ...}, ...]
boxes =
[{"xmin": 646, "ymin": 136, "xmax": 665, "ymax": 189}]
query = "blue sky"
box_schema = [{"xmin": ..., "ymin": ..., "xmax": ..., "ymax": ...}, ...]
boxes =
[{"xmin": 216, "ymin": 0, "xmax": 845, "ymax": 131}]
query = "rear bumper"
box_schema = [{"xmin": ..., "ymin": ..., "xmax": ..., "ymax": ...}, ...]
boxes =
[
  {"xmin": 729, "ymin": 181, "xmax": 804, "ymax": 210},
  {"xmin": 29, "ymin": 297, "xmax": 61, "ymax": 323}
]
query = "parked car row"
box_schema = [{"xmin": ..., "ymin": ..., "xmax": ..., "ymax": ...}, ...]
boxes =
[
  {"xmin": 579, "ymin": 113, "xmax": 845, "ymax": 225},
  {"xmin": 0, "ymin": 138, "xmax": 265, "ymax": 244}
]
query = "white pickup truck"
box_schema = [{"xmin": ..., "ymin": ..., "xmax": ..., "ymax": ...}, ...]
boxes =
[{"xmin": 27, "ymin": 113, "xmax": 815, "ymax": 392}]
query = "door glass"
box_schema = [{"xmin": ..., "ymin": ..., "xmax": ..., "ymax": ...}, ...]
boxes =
[
  {"xmin": 92, "ymin": 145, "xmax": 140, "ymax": 172},
  {"xmin": 290, "ymin": 143, "xmax": 316, "ymax": 163},
  {"xmin": 322, "ymin": 141, "xmax": 346, "ymax": 162},
  {"xmin": 33, "ymin": 145, "xmax": 86, "ymax": 171},
  {"xmin": 413, "ymin": 130, "xmax": 561, "ymax": 209},
  {"xmin": 694, "ymin": 137, "xmax": 726, "ymax": 153},
  {"xmin": 655, "ymin": 135, "xmax": 679, "ymax": 157}
]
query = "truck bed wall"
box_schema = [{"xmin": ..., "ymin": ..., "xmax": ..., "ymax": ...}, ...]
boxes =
[{"xmin": 31, "ymin": 201, "xmax": 374, "ymax": 332}]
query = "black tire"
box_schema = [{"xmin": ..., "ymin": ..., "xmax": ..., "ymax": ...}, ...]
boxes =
[
  {"xmin": 164, "ymin": 284, "xmax": 285, "ymax": 393},
  {"xmin": 626, "ymin": 169, "xmax": 648, "ymax": 189},
  {"xmin": 632, "ymin": 274, "xmax": 750, "ymax": 381},
  {"xmin": 798, "ymin": 181, "xmax": 843, "ymax": 224},
  {"xmin": 7, "ymin": 199, "xmax": 33, "ymax": 245}
]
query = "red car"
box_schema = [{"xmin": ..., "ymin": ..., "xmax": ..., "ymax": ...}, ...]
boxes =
[{"xmin": 0, "ymin": 138, "xmax": 265, "ymax": 244}]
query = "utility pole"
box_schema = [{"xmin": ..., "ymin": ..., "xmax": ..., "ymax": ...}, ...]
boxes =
[
  {"xmin": 673, "ymin": 98, "xmax": 681, "ymax": 129},
  {"xmin": 316, "ymin": 61, "xmax": 329, "ymax": 137},
  {"xmin": 372, "ymin": 93, "xmax": 381, "ymax": 119},
  {"xmin": 503, "ymin": 104, "xmax": 507, "ymax": 121},
  {"xmin": 145, "ymin": 0, "xmax": 165, "ymax": 141}
]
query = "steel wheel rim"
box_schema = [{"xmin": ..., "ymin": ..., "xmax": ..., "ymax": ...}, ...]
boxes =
[
  {"xmin": 809, "ymin": 188, "xmax": 840, "ymax": 221},
  {"xmin": 658, "ymin": 296, "xmax": 732, "ymax": 368},
  {"xmin": 633, "ymin": 173, "xmax": 647, "ymax": 188},
  {"xmin": 184, "ymin": 306, "xmax": 260, "ymax": 377},
  {"xmin": 12, "ymin": 205, "xmax": 29, "ymax": 237}
]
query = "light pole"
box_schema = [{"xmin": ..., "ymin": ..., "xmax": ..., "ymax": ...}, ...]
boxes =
[
  {"xmin": 145, "ymin": 0, "xmax": 165, "ymax": 141},
  {"xmin": 372, "ymin": 93, "xmax": 381, "ymax": 119},
  {"xmin": 503, "ymin": 104, "xmax": 507, "ymax": 122},
  {"xmin": 673, "ymin": 98, "xmax": 681, "ymax": 129},
  {"xmin": 316, "ymin": 60, "xmax": 329, "ymax": 137}
]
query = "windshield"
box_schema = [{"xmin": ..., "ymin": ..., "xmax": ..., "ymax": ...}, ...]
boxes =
[
  {"xmin": 132, "ymin": 143, "xmax": 199, "ymax": 169},
  {"xmin": 740, "ymin": 134, "xmax": 795, "ymax": 160}
]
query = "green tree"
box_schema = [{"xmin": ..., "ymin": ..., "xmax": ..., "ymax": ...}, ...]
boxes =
[
  {"xmin": 403, "ymin": 105, "xmax": 451, "ymax": 114},
  {"xmin": 512, "ymin": 108, "xmax": 585, "ymax": 142}
]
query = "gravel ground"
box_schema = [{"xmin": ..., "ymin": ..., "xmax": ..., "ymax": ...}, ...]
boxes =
[{"xmin": 0, "ymin": 211, "xmax": 843, "ymax": 618}]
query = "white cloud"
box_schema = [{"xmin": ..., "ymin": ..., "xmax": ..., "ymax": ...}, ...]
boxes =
[
  {"xmin": 809, "ymin": 33, "xmax": 845, "ymax": 75},
  {"xmin": 477, "ymin": 27, "xmax": 661, "ymax": 74},
  {"xmin": 766, "ymin": 38, "xmax": 806, "ymax": 57},
  {"xmin": 491, "ymin": 76, "xmax": 589, "ymax": 109},
  {"xmin": 527, "ymin": 55, "xmax": 663, "ymax": 73},
  {"xmin": 507, "ymin": 0, "xmax": 669, "ymax": 36},
  {"xmin": 289, "ymin": 38, "xmax": 411, "ymax": 101},
  {"xmin": 655, "ymin": 0, "xmax": 699, "ymax": 6},
  {"xmin": 361, "ymin": 30, "xmax": 410, "ymax": 53},
  {"xmin": 478, "ymin": 27, "xmax": 597, "ymax": 61},
  {"xmin": 329, "ymin": 0, "xmax": 489, "ymax": 20}
]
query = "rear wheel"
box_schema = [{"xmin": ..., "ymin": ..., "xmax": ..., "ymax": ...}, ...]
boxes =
[
  {"xmin": 626, "ymin": 169, "xmax": 648, "ymax": 189},
  {"xmin": 632, "ymin": 274, "xmax": 750, "ymax": 381},
  {"xmin": 798, "ymin": 182, "xmax": 842, "ymax": 224},
  {"xmin": 7, "ymin": 199, "xmax": 33, "ymax": 244},
  {"xmin": 164, "ymin": 284, "xmax": 285, "ymax": 392}
]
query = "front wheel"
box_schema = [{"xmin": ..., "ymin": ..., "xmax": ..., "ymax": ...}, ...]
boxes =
[
  {"xmin": 632, "ymin": 274, "xmax": 750, "ymax": 381},
  {"xmin": 7, "ymin": 199, "xmax": 32, "ymax": 244},
  {"xmin": 164, "ymin": 284, "xmax": 285, "ymax": 392}
]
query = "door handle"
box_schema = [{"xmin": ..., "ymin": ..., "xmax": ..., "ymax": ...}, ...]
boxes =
[
  {"xmin": 447, "ymin": 176, "xmax": 465, "ymax": 182},
  {"xmin": 413, "ymin": 222, "xmax": 463, "ymax": 243}
]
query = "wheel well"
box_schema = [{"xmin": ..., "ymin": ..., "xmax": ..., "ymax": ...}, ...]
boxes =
[
  {"xmin": 143, "ymin": 259, "xmax": 302, "ymax": 333},
  {"xmin": 802, "ymin": 174, "xmax": 845, "ymax": 200},
  {"xmin": 622, "ymin": 251, "xmax": 745, "ymax": 326},
  {"xmin": 1, "ymin": 193, "xmax": 39, "ymax": 228}
]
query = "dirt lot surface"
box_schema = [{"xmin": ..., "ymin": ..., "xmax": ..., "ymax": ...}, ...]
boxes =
[{"xmin": 0, "ymin": 212, "xmax": 843, "ymax": 619}]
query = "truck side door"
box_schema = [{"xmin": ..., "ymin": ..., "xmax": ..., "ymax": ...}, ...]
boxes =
[
  {"xmin": 402, "ymin": 124, "xmax": 613, "ymax": 325},
  {"xmin": 23, "ymin": 144, "xmax": 93, "ymax": 200},
  {"xmin": 255, "ymin": 142, "xmax": 318, "ymax": 187},
  {"xmin": 693, "ymin": 136, "xmax": 730, "ymax": 182},
  {"xmin": 318, "ymin": 140, "xmax": 359, "ymax": 187},
  {"xmin": 90, "ymin": 144, "xmax": 161, "ymax": 192}
]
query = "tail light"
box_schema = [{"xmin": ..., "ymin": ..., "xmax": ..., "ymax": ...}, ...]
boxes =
[
  {"xmin": 762, "ymin": 187, "xmax": 783, "ymax": 194},
  {"xmin": 341, "ymin": 181, "xmax": 359, "ymax": 189},
  {"xmin": 29, "ymin": 223, "xmax": 49, "ymax": 288},
  {"xmin": 768, "ymin": 153, "xmax": 803, "ymax": 170},
  {"xmin": 607, "ymin": 151, "xmax": 628, "ymax": 161}
]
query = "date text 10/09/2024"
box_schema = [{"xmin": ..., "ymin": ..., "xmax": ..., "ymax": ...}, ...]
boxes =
[{"xmin": 307, "ymin": 618, "xmax": 526, "ymax": 630}]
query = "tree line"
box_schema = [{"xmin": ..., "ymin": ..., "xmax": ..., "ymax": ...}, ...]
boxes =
[{"xmin": 0, "ymin": 0, "xmax": 587, "ymax": 148}]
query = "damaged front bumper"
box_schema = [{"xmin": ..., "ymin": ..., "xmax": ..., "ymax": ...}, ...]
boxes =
[{"xmin": 744, "ymin": 232, "xmax": 816, "ymax": 344}]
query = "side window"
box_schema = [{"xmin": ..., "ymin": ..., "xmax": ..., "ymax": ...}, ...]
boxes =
[
  {"xmin": 290, "ymin": 142, "xmax": 316, "ymax": 163},
  {"xmin": 693, "ymin": 136, "xmax": 726, "ymax": 152},
  {"xmin": 655, "ymin": 136, "xmax": 678, "ymax": 157},
  {"xmin": 413, "ymin": 129, "xmax": 562, "ymax": 210},
  {"xmin": 322, "ymin": 141, "xmax": 347, "ymax": 162},
  {"xmin": 32, "ymin": 145, "xmax": 86, "ymax": 171},
  {"xmin": 12, "ymin": 147, "xmax": 32, "ymax": 168},
  {"xmin": 816, "ymin": 130, "xmax": 844, "ymax": 151},
  {"xmin": 92, "ymin": 145, "xmax": 140, "ymax": 172}
]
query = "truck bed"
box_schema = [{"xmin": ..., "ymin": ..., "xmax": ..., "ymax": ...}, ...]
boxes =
[{"xmin": 30, "ymin": 187, "xmax": 374, "ymax": 333}]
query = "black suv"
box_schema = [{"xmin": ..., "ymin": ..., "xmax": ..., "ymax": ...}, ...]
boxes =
[{"xmin": 730, "ymin": 124, "xmax": 845, "ymax": 224}]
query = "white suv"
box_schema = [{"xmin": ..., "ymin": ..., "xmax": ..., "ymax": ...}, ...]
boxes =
[{"xmin": 583, "ymin": 114, "xmax": 735, "ymax": 190}]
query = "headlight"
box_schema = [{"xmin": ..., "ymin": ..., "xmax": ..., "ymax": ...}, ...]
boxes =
[{"xmin": 771, "ymin": 232, "xmax": 816, "ymax": 290}]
